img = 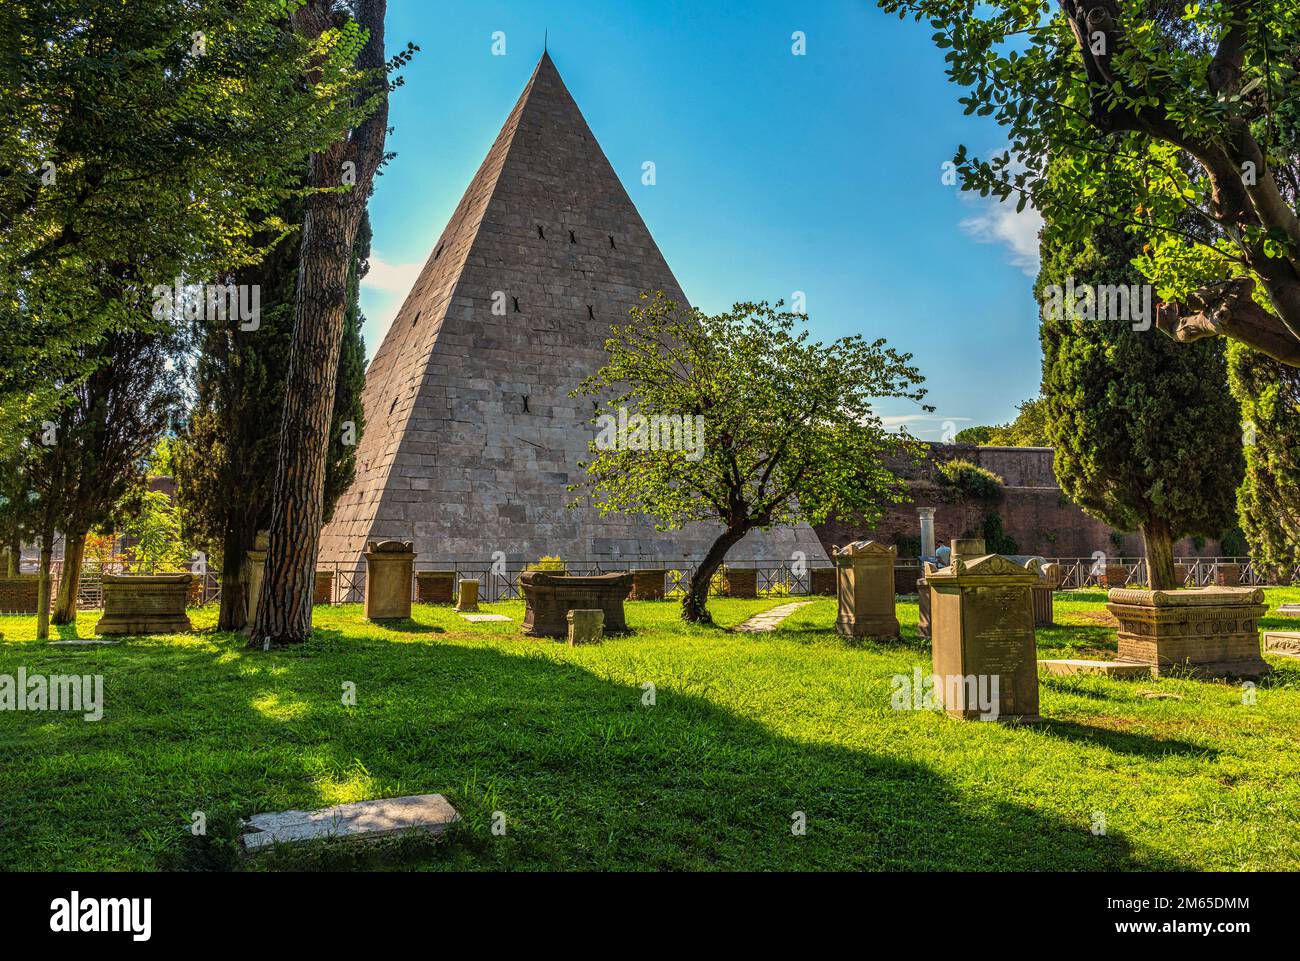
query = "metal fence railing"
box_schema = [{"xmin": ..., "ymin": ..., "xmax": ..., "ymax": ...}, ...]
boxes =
[{"xmin": 19, "ymin": 555, "xmax": 1298, "ymax": 612}]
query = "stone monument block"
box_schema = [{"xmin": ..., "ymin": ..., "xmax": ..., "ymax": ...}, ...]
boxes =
[
  {"xmin": 455, "ymin": 578, "xmax": 480, "ymax": 613},
  {"xmin": 363, "ymin": 541, "xmax": 416, "ymax": 621},
  {"xmin": 96, "ymin": 574, "xmax": 194, "ymax": 636},
  {"xmin": 416, "ymin": 571, "xmax": 456, "ymax": 604},
  {"xmin": 567, "ymin": 609, "xmax": 604, "ymax": 646},
  {"xmin": 834, "ymin": 541, "xmax": 900, "ymax": 639},
  {"xmin": 927, "ymin": 547, "xmax": 1041, "ymax": 722},
  {"xmin": 519, "ymin": 571, "xmax": 632, "ymax": 638},
  {"xmin": 1106, "ymin": 587, "xmax": 1270, "ymax": 678}
]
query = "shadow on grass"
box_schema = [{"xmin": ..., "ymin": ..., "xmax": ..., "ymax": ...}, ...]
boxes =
[
  {"xmin": 1030, "ymin": 718, "xmax": 1219, "ymax": 760},
  {"xmin": 2, "ymin": 626, "xmax": 1191, "ymax": 872}
]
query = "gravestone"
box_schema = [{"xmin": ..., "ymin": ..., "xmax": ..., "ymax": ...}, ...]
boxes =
[
  {"xmin": 1263, "ymin": 632, "xmax": 1300, "ymax": 658},
  {"xmin": 1106, "ymin": 586, "xmax": 1269, "ymax": 678},
  {"xmin": 567, "ymin": 609, "xmax": 604, "ymax": 646},
  {"xmin": 363, "ymin": 541, "xmax": 416, "ymax": 621},
  {"xmin": 455, "ymin": 579, "xmax": 480, "ymax": 613},
  {"xmin": 242, "ymin": 531, "xmax": 270, "ymax": 632},
  {"xmin": 629, "ymin": 570, "xmax": 666, "ymax": 601},
  {"xmin": 833, "ymin": 541, "xmax": 900, "ymax": 639},
  {"xmin": 96, "ymin": 574, "xmax": 194, "ymax": 635},
  {"xmin": 1278, "ymin": 604, "xmax": 1300, "ymax": 617},
  {"xmin": 519, "ymin": 571, "xmax": 632, "ymax": 638},
  {"xmin": 241, "ymin": 794, "xmax": 459, "ymax": 852},
  {"xmin": 927, "ymin": 546, "xmax": 1041, "ymax": 722},
  {"xmin": 416, "ymin": 571, "xmax": 455, "ymax": 604}
]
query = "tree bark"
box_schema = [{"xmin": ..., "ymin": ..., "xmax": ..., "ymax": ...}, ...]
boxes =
[
  {"xmin": 217, "ymin": 518, "xmax": 255, "ymax": 632},
  {"xmin": 249, "ymin": 0, "xmax": 389, "ymax": 648},
  {"xmin": 1141, "ymin": 517, "xmax": 1177, "ymax": 591},
  {"xmin": 36, "ymin": 532, "xmax": 53, "ymax": 640},
  {"xmin": 682, "ymin": 527, "xmax": 749, "ymax": 624},
  {"xmin": 51, "ymin": 529, "xmax": 86, "ymax": 625}
]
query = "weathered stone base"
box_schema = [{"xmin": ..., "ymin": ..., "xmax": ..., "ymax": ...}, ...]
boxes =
[
  {"xmin": 1038, "ymin": 658, "xmax": 1150, "ymax": 679},
  {"xmin": 95, "ymin": 574, "xmax": 193, "ymax": 636},
  {"xmin": 1263, "ymin": 632, "xmax": 1300, "ymax": 658},
  {"xmin": 835, "ymin": 613, "xmax": 902, "ymax": 640},
  {"xmin": 1106, "ymin": 587, "xmax": 1271, "ymax": 679},
  {"xmin": 241, "ymin": 794, "xmax": 459, "ymax": 852},
  {"xmin": 520, "ymin": 571, "xmax": 631, "ymax": 638}
]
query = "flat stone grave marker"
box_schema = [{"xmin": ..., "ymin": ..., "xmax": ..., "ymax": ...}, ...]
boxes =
[
  {"xmin": 49, "ymin": 639, "xmax": 120, "ymax": 647},
  {"xmin": 1039, "ymin": 658, "xmax": 1149, "ymax": 679},
  {"xmin": 1263, "ymin": 632, "xmax": 1300, "ymax": 658},
  {"xmin": 241, "ymin": 794, "xmax": 458, "ymax": 852},
  {"xmin": 1277, "ymin": 604, "xmax": 1300, "ymax": 617},
  {"xmin": 459, "ymin": 613, "xmax": 511, "ymax": 623}
]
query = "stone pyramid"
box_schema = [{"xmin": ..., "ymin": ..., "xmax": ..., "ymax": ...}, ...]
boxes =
[{"xmin": 318, "ymin": 53, "xmax": 829, "ymax": 571}]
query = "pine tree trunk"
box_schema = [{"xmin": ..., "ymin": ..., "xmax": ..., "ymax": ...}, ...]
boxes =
[
  {"xmin": 36, "ymin": 532, "xmax": 53, "ymax": 640},
  {"xmin": 1141, "ymin": 518, "xmax": 1177, "ymax": 591},
  {"xmin": 5, "ymin": 536, "xmax": 19, "ymax": 576},
  {"xmin": 683, "ymin": 528, "xmax": 749, "ymax": 624},
  {"xmin": 248, "ymin": 0, "xmax": 388, "ymax": 648},
  {"xmin": 51, "ymin": 530, "xmax": 86, "ymax": 625}
]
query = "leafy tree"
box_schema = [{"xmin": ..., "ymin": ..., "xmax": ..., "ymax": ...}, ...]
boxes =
[
  {"xmin": 0, "ymin": 0, "xmax": 376, "ymax": 457},
  {"xmin": 954, "ymin": 398, "xmax": 1052, "ymax": 446},
  {"xmin": 953, "ymin": 425, "xmax": 995, "ymax": 445},
  {"xmin": 572, "ymin": 295, "xmax": 928, "ymax": 624},
  {"xmin": 251, "ymin": 0, "xmax": 405, "ymax": 647},
  {"xmin": 1037, "ymin": 204, "xmax": 1244, "ymax": 589},
  {"xmin": 880, "ymin": 0, "xmax": 1300, "ymax": 370},
  {"xmin": 175, "ymin": 210, "xmax": 370, "ymax": 630},
  {"xmin": 119, "ymin": 490, "xmax": 190, "ymax": 575},
  {"xmin": 1229, "ymin": 343, "xmax": 1300, "ymax": 580}
]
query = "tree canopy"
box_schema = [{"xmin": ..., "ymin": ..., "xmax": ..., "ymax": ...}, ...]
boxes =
[{"xmin": 573, "ymin": 295, "xmax": 928, "ymax": 623}]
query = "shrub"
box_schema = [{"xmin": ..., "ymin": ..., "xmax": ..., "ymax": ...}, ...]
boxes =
[{"xmin": 937, "ymin": 460, "xmax": 1004, "ymax": 502}]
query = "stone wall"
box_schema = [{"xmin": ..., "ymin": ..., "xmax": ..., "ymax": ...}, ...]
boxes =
[{"xmin": 814, "ymin": 443, "xmax": 1226, "ymax": 560}]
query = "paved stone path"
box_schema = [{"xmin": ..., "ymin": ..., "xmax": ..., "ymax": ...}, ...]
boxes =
[{"xmin": 733, "ymin": 601, "xmax": 813, "ymax": 634}]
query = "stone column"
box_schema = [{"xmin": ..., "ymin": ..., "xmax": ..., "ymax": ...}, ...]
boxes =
[
  {"xmin": 833, "ymin": 541, "xmax": 900, "ymax": 639},
  {"xmin": 363, "ymin": 541, "xmax": 417, "ymax": 621},
  {"xmin": 928, "ymin": 546, "xmax": 1041, "ymax": 722},
  {"xmin": 918, "ymin": 507, "xmax": 937, "ymax": 559},
  {"xmin": 456, "ymin": 578, "xmax": 480, "ymax": 613}
]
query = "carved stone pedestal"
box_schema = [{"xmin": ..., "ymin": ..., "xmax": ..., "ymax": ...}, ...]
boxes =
[
  {"xmin": 833, "ymin": 541, "xmax": 899, "ymax": 640},
  {"xmin": 520, "ymin": 571, "xmax": 632, "ymax": 638},
  {"xmin": 364, "ymin": 541, "xmax": 416, "ymax": 621},
  {"xmin": 96, "ymin": 574, "xmax": 194, "ymax": 635},
  {"xmin": 1105, "ymin": 587, "xmax": 1270, "ymax": 679}
]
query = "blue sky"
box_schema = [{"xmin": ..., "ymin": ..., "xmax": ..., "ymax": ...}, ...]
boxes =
[{"xmin": 361, "ymin": 0, "xmax": 1045, "ymax": 438}]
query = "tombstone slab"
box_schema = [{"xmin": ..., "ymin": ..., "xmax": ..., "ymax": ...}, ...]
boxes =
[
  {"xmin": 459, "ymin": 613, "xmax": 511, "ymax": 623},
  {"xmin": 567, "ymin": 609, "xmax": 604, "ymax": 646},
  {"xmin": 1106, "ymin": 587, "xmax": 1270, "ymax": 679},
  {"xmin": 49, "ymin": 639, "xmax": 120, "ymax": 647},
  {"xmin": 927, "ymin": 545, "xmax": 1041, "ymax": 722},
  {"xmin": 240, "ymin": 794, "xmax": 459, "ymax": 852},
  {"xmin": 95, "ymin": 574, "xmax": 193, "ymax": 636},
  {"xmin": 519, "ymin": 571, "xmax": 632, "ymax": 638},
  {"xmin": 1276, "ymin": 604, "xmax": 1300, "ymax": 617},
  {"xmin": 455, "ymin": 578, "xmax": 480, "ymax": 613},
  {"xmin": 1263, "ymin": 632, "xmax": 1300, "ymax": 658},
  {"xmin": 364, "ymin": 541, "xmax": 416, "ymax": 621},
  {"xmin": 1038, "ymin": 658, "xmax": 1150, "ymax": 678},
  {"xmin": 833, "ymin": 541, "xmax": 900, "ymax": 640}
]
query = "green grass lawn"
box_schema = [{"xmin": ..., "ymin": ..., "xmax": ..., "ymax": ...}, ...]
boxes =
[{"xmin": 1, "ymin": 588, "xmax": 1298, "ymax": 871}]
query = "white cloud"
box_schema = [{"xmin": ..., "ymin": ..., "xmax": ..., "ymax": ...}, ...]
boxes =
[
  {"xmin": 363, "ymin": 252, "xmax": 425, "ymax": 295},
  {"xmin": 880, "ymin": 414, "xmax": 970, "ymax": 429},
  {"xmin": 959, "ymin": 197, "xmax": 1044, "ymax": 277}
]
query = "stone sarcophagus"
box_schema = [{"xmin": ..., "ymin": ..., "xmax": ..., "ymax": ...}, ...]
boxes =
[
  {"xmin": 364, "ymin": 541, "xmax": 416, "ymax": 621},
  {"xmin": 834, "ymin": 541, "xmax": 900, "ymax": 639},
  {"xmin": 928, "ymin": 550, "xmax": 1041, "ymax": 722},
  {"xmin": 1105, "ymin": 587, "xmax": 1270, "ymax": 679},
  {"xmin": 519, "ymin": 571, "xmax": 632, "ymax": 638},
  {"xmin": 96, "ymin": 574, "xmax": 194, "ymax": 635}
]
